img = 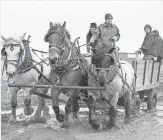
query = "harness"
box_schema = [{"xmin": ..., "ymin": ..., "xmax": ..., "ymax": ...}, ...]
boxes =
[
  {"xmin": 89, "ymin": 44, "xmax": 135, "ymax": 100},
  {"xmin": 48, "ymin": 31, "xmax": 80, "ymax": 78},
  {"xmin": 2, "ymin": 38, "xmax": 50, "ymax": 84}
]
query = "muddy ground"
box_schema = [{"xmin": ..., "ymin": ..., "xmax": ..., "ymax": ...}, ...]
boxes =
[{"xmin": 1, "ymin": 74, "xmax": 163, "ymax": 140}]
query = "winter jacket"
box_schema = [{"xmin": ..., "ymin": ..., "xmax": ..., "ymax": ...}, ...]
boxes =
[
  {"xmin": 90, "ymin": 23, "xmax": 120, "ymax": 51},
  {"xmin": 140, "ymin": 32, "xmax": 155, "ymax": 55},
  {"xmin": 147, "ymin": 30, "xmax": 163, "ymax": 57}
]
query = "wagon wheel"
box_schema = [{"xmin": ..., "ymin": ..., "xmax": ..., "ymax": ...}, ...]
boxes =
[{"xmin": 147, "ymin": 89, "xmax": 157, "ymax": 112}]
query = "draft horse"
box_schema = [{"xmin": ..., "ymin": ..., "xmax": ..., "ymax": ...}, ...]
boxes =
[
  {"xmin": 1, "ymin": 34, "xmax": 51, "ymax": 123},
  {"xmin": 86, "ymin": 46, "xmax": 135, "ymax": 129},
  {"xmin": 44, "ymin": 21, "xmax": 88, "ymax": 127}
]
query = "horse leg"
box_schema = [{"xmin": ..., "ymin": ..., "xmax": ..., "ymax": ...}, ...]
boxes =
[
  {"xmin": 31, "ymin": 86, "xmax": 51, "ymax": 123},
  {"xmin": 107, "ymin": 93, "xmax": 119, "ymax": 129},
  {"xmin": 124, "ymin": 90, "xmax": 131, "ymax": 124},
  {"xmin": 24, "ymin": 87, "xmax": 34, "ymax": 115},
  {"xmin": 72, "ymin": 95, "xmax": 80, "ymax": 119},
  {"xmin": 87, "ymin": 94, "xmax": 102, "ymax": 130},
  {"xmin": 42, "ymin": 102, "xmax": 51, "ymax": 120},
  {"xmin": 61, "ymin": 89, "xmax": 78, "ymax": 128},
  {"xmin": 51, "ymin": 88, "xmax": 64, "ymax": 123},
  {"xmin": 9, "ymin": 87, "xmax": 19, "ymax": 123},
  {"xmin": 32, "ymin": 77, "xmax": 51, "ymax": 122}
]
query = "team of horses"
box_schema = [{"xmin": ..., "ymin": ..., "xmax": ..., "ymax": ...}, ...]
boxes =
[{"xmin": 1, "ymin": 21, "xmax": 135, "ymax": 130}]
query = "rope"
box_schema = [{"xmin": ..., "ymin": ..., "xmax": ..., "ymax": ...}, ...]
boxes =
[{"xmin": 32, "ymin": 48, "xmax": 48, "ymax": 54}]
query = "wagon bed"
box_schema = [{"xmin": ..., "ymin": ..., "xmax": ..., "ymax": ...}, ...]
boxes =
[{"xmin": 117, "ymin": 52, "xmax": 163, "ymax": 92}]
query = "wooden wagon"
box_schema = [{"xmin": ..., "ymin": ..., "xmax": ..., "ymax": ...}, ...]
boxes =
[{"xmin": 117, "ymin": 52, "xmax": 163, "ymax": 111}]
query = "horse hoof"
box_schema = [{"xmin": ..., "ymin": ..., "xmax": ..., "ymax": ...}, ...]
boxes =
[
  {"xmin": 56, "ymin": 114, "xmax": 64, "ymax": 122},
  {"xmin": 42, "ymin": 112, "xmax": 51, "ymax": 120},
  {"xmin": 24, "ymin": 107, "xmax": 34, "ymax": 115},
  {"xmin": 8, "ymin": 116, "xmax": 17, "ymax": 124},
  {"xmin": 90, "ymin": 120, "xmax": 101, "ymax": 130},
  {"xmin": 30, "ymin": 116, "xmax": 46, "ymax": 123},
  {"xmin": 107, "ymin": 122, "xmax": 119, "ymax": 129},
  {"xmin": 72, "ymin": 113, "xmax": 78, "ymax": 119},
  {"xmin": 97, "ymin": 122, "xmax": 103, "ymax": 131},
  {"xmin": 147, "ymin": 109, "xmax": 156, "ymax": 114},
  {"xmin": 61, "ymin": 122, "xmax": 69, "ymax": 128}
]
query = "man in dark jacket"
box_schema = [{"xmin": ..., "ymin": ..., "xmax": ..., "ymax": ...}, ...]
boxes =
[
  {"xmin": 89, "ymin": 13, "xmax": 120, "ymax": 51},
  {"xmin": 86, "ymin": 23, "xmax": 97, "ymax": 53},
  {"xmin": 148, "ymin": 30, "xmax": 163, "ymax": 62},
  {"xmin": 136, "ymin": 24, "xmax": 155, "ymax": 60},
  {"xmin": 88, "ymin": 13, "xmax": 120, "ymax": 73}
]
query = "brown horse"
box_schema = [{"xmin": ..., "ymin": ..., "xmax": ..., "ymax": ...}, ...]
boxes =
[
  {"xmin": 44, "ymin": 21, "xmax": 88, "ymax": 127},
  {"xmin": 87, "ymin": 47, "xmax": 135, "ymax": 129}
]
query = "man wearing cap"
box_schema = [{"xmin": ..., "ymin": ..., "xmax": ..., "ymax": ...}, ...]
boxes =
[
  {"xmin": 86, "ymin": 23, "xmax": 98, "ymax": 53},
  {"xmin": 136, "ymin": 24, "xmax": 155, "ymax": 60},
  {"xmin": 89, "ymin": 13, "xmax": 120, "ymax": 51}
]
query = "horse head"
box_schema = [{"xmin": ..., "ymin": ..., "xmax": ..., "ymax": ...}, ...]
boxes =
[
  {"xmin": 94, "ymin": 46, "xmax": 117, "ymax": 86},
  {"xmin": 1, "ymin": 34, "xmax": 25, "ymax": 76},
  {"xmin": 44, "ymin": 21, "xmax": 72, "ymax": 66}
]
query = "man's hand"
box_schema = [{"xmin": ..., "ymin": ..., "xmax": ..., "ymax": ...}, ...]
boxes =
[{"xmin": 111, "ymin": 36, "xmax": 118, "ymax": 41}]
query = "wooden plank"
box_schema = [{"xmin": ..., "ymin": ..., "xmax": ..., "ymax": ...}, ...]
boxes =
[
  {"xmin": 136, "ymin": 83, "xmax": 160, "ymax": 92},
  {"xmin": 150, "ymin": 61, "xmax": 155, "ymax": 84},
  {"xmin": 157, "ymin": 61, "xmax": 162, "ymax": 82},
  {"xmin": 143, "ymin": 60, "xmax": 147, "ymax": 85},
  {"xmin": 152, "ymin": 62, "xmax": 159, "ymax": 83},
  {"xmin": 8, "ymin": 84, "xmax": 106, "ymax": 90},
  {"xmin": 144, "ymin": 61, "xmax": 152, "ymax": 85}
]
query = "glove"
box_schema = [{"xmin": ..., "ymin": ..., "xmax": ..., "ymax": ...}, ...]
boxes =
[
  {"xmin": 86, "ymin": 44, "xmax": 91, "ymax": 53},
  {"xmin": 89, "ymin": 38, "xmax": 94, "ymax": 44},
  {"xmin": 111, "ymin": 36, "xmax": 118, "ymax": 41}
]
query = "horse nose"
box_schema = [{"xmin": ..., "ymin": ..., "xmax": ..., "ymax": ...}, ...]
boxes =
[{"xmin": 50, "ymin": 57, "xmax": 58, "ymax": 64}]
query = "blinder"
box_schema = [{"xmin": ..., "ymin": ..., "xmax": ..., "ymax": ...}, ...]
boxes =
[{"xmin": 1, "ymin": 47, "xmax": 6, "ymax": 56}]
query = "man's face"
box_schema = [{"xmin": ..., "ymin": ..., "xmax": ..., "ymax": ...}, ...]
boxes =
[
  {"xmin": 90, "ymin": 28, "xmax": 96, "ymax": 34},
  {"xmin": 144, "ymin": 28, "xmax": 150, "ymax": 34},
  {"xmin": 105, "ymin": 18, "xmax": 112, "ymax": 24}
]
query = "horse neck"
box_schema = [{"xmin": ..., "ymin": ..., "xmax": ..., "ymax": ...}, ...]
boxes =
[{"xmin": 60, "ymin": 33, "xmax": 76, "ymax": 62}]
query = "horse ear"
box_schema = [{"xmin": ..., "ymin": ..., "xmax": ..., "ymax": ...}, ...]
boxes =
[
  {"xmin": 50, "ymin": 22, "xmax": 53, "ymax": 27},
  {"xmin": 61, "ymin": 21, "xmax": 66, "ymax": 29},
  {"xmin": 1, "ymin": 35, "xmax": 7, "ymax": 42}
]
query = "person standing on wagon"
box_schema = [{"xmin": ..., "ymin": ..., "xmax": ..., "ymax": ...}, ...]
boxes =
[
  {"xmin": 88, "ymin": 13, "xmax": 120, "ymax": 72},
  {"xmin": 86, "ymin": 23, "xmax": 98, "ymax": 54},
  {"xmin": 136, "ymin": 24, "xmax": 155, "ymax": 60},
  {"xmin": 89, "ymin": 13, "xmax": 120, "ymax": 51}
]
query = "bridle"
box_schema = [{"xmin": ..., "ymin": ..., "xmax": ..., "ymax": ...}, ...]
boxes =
[
  {"xmin": 48, "ymin": 31, "xmax": 67, "ymax": 55},
  {"xmin": 3, "ymin": 43, "xmax": 24, "ymax": 76},
  {"xmin": 48, "ymin": 30, "xmax": 72, "ymax": 65}
]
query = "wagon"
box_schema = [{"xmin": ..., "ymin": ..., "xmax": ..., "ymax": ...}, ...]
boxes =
[
  {"xmin": 117, "ymin": 52, "xmax": 163, "ymax": 111},
  {"xmin": 8, "ymin": 51, "xmax": 163, "ymax": 112}
]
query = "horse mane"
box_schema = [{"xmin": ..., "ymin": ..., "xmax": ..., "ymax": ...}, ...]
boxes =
[
  {"xmin": 2, "ymin": 37, "xmax": 21, "ymax": 43},
  {"xmin": 46, "ymin": 23, "xmax": 71, "ymax": 40}
]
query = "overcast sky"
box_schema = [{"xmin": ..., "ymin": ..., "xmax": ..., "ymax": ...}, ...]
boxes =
[{"xmin": 1, "ymin": 1, "xmax": 163, "ymax": 53}]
